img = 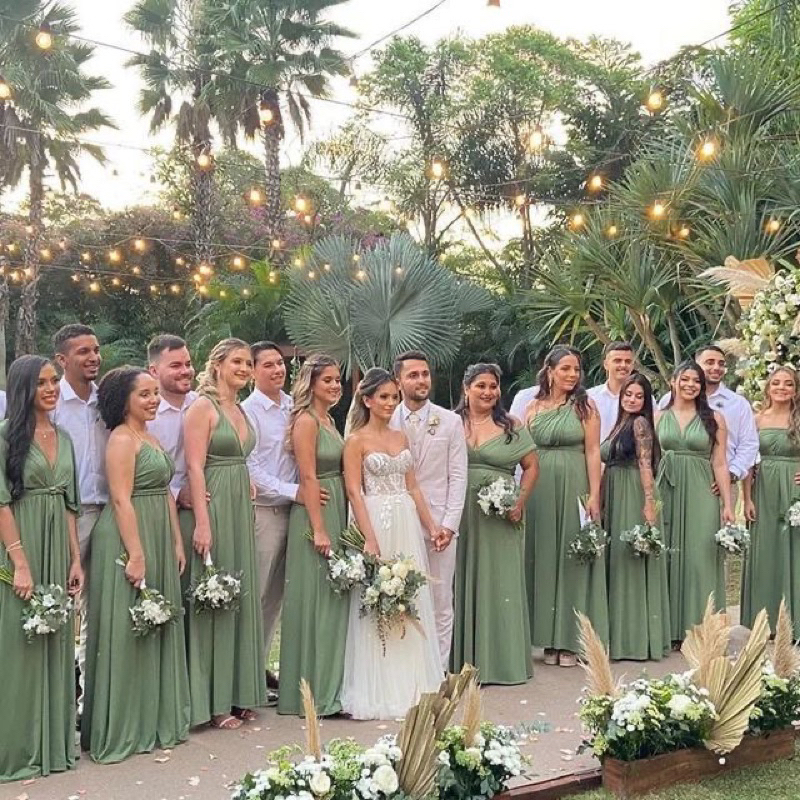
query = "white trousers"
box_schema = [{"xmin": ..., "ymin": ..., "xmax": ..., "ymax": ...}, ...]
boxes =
[
  {"xmin": 425, "ymin": 536, "xmax": 458, "ymax": 671},
  {"xmin": 254, "ymin": 505, "xmax": 290, "ymax": 663}
]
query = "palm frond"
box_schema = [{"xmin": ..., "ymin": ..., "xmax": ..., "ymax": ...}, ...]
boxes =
[
  {"xmin": 461, "ymin": 678, "xmax": 482, "ymax": 747},
  {"xmin": 682, "ymin": 594, "xmax": 730, "ymax": 670},
  {"xmin": 300, "ymin": 678, "xmax": 322, "ymax": 759}
]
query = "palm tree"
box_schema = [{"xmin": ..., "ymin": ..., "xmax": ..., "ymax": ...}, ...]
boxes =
[
  {"xmin": 283, "ymin": 233, "xmax": 493, "ymax": 382},
  {"xmin": 204, "ymin": 0, "xmax": 356, "ymax": 241},
  {"xmin": 125, "ymin": 0, "xmax": 220, "ymax": 266},
  {"xmin": 0, "ymin": 1, "xmax": 113, "ymax": 355}
]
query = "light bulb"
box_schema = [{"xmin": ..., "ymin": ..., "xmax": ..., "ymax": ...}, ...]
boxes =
[
  {"xmin": 606, "ymin": 225, "xmax": 618, "ymax": 238},
  {"xmin": 248, "ymin": 187, "xmax": 263, "ymax": 205},
  {"xmin": 196, "ymin": 152, "xmax": 212, "ymax": 170},
  {"xmin": 698, "ymin": 139, "xmax": 717, "ymax": 160},
  {"xmin": 133, "ymin": 238, "xmax": 146, "ymax": 252},
  {"xmin": 40, "ymin": 247, "xmax": 52, "ymax": 260},
  {"xmin": 112, "ymin": 277, "xmax": 121, "ymax": 286},
  {"xmin": 514, "ymin": 193, "xmax": 526, "ymax": 207},
  {"xmin": 258, "ymin": 102, "xmax": 274, "ymax": 125},
  {"xmin": 242, "ymin": 288, "xmax": 251, "ymax": 297},
  {"xmin": 646, "ymin": 90, "xmax": 664, "ymax": 112},
  {"xmin": 0, "ymin": 76, "xmax": 11, "ymax": 100},
  {"xmin": 570, "ymin": 212, "xmax": 585, "ymax": 229},
  {"xmin": 650, "ymin": 202, "xmax": 666, "ymax": 219},
  {"xmin": 356, "ymin": 269, "xmax": 366, "ymax": 280},
  {"xmin": 132, "ymin": 266, "xmax": 141, "ymax": 275},
  {"xmin": 89, "ymin": 281, "xmax": 100, "ymax": 293},
  {"xmin": 175, "ymin": 256, "xmax": 185, "ymax": 266},
  {"xmin": 766, "ymin": 218, "xmax": 781, "ymax": 234},
  {"xmin": 269, "ymin": 270, "xmax": 277, "ymax": 283},
  {"xmin": 678, "ymin": 225, "xmax": 691, "ymax": 239},
  {"xmin": 198, "ymin": 263, "xmax": 212, "ymax": 276},
  {"xmin": 35, "ymin": 24, "xmax": 53, "ymax": 50},
  {"xmin": 219, "ymin": 289, "xmax": 227, "ymax": 298},
  {"xmin": 271, "ymin": 239, "xmax": 281, "ymax": 249},
  {"xmin": 109, "ymin": 249, "xmax": 121, "ymax": 263},
  {"xmin": 528, "ymin": 127, "xmax": 545, "ymax": 152},
  {"xmin": 170, "ymin": 284, "xmax": 180, "ymax": 294},
  {"xmin": 150, "ymin": 284, "xmax": 158, "ymax": 293},
  {"xmin": 232, "ymin": 255, "xmax": 244, "ymax": 269},
  {"xmin": 430, "ymin": 159, "xmax": 445, "ymax": 180},
  {"xmin": 294, "ymin": 195, "xmax": 308, "ymax": 213},
  {"xmin": 71, "ymin": 273, "xmax": 80, "ymax": 283},
  {"xmin": 588, "ymin": 174, "xmax": 603, "ymax": 192}
]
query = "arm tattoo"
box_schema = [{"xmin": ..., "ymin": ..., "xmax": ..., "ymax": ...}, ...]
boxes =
[{"xmin": 634, "ymin": 417, "xmax": 655, "ymax": 498}]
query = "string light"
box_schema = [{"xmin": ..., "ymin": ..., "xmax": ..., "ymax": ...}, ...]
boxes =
[
  {"xmin": 35, "ymin": 22, "xmax": 53, "ymax": 50},
  {"xmin": 6, "ymin": 243, "xmax": 16, "ymax": 253},
  {"xmin": 111, "ymin": 277, "xmax": 121, "ymax": 286},
  {"xmin": 172, "ymin": 208, "xmax": 183, "ymax": 221},
  {"xmin": 198, "ymin": 263, "xmax": 213, "ymax": 276},
  {"xmin": 133, "ymin": 238, "xmax": 146, "ymax": 252},
  {"xmin": 569, "ymin": 212, "xmax": 585, "ymax": 229},
  {"xmin": 293, "ymin": 195, "xmax": 309, "ymax": 213},
  {"xmin": 39, "ymin": 247, "xmax": 52, "ymax": 260},
  {"xmin": 766, "ymin": 218, "xmax": 781, "ymax": 234},
  {"xmin": 196, "ymin": 151, "xmax": 213, "ymax": 170},
  {"xmin": 0, "ymin": 76, "xmax": 11, "ymax": 100},
  {"xmin": 528, "ymin": 127, "xmax": 545, "ymax": 152},
  {"xmin": 198, "ymin": 285, "xmax": 209, "ymax": 295},
  {"xmin": 170, "ymin": 283, "xmax": 180, "ymax": 294},
  {"xmin": 645, "ymin": 89, "xmax": 664, "ymax": 112},
  {"xmin": 247, "ymin": 187, "xmax": 263, "ymax": 206},
  {"xmin": 650, "ymin": 201, "xmax": 667, "ymax": 219},
  {"xmin": 697, "ymin": 138, "xmax": 718, "ymax": 161},
  {"xmin": 307, "ymin": 270, "xmax": 316, "ymax": 279},
  {"xmin": 108, "ymin": 248, "xmax": 121, "ymax": 263},
  {"xmin": 293, "ymin": 257, "xmax": 303, "ymax": 268},
  {"xmin": 232, "ymin": 255, "xmax": 245, "ymax": 269},
  {"xmin": 356, "ymin": 269, "xmax": 366, "ymax": 280},
  {"xmin": 89, "ymin": 281, "xmax": 100, "ymax": 293},
  {"xmin": 303, "ymin": 214, "xmax": 313, "ymax": 224},
  {"xmin": 258, "ymin": 101, "xmax": 274, "ymax": 126},
  {"xmin": 268, "ymin": 270, "xmax": 277, "ymax": 283},
  {"xmin": 606, "ymin": 224, "xmax": 618, "ymax": 238},
  {"xmin": 271, "ymin": 239, "xmax": 281, "ymax": 249},
  {"xmin": 588, "ymin": 174, "xmax": 603, "ymax": 192},
  {"xmin": 175, "ymin": 256, "xmax": 185, "ymax": 266},
  {"xmin": 323, "ymin": 263, "xmax": 331, "ymax": 272},
  {"xmin": 81, "ymin": 251, "xmax": 92, "ymax": 263},
  {"xmin": 429, "ymin": 158, "xmax": 446, "ymax": 180},
  {"xmin": 394, "ymin": 266, "xmax": 404, "ymax": 275},
  {"xmin": 242, "ymin": 288, "xmax": 251, "ymax": 297},
  {"xmin": 192, "ymin": 272, "xmax": 202, "ymax": 283},
  {"xmin": 71, "ymin": 273, "xmax": 80, "ymax": 282},
  {"xmin": 353, "ymin": 253, "xmax": 361, "ymax": 263},
  {"xmin": 219, "ymin": 289, "xmax": 227, "ymax": 298},
  {"xmin": 131, "ymin": 266, "xmax": 141, "ymax": 275},
  {"xmin": 150, "ymin": 284, "xmax": 158, "ymax": 294},
  {"xmin": 678, "ymin": 225, "xmax": 691, "ymax": 239},
  {"xmin": 514, "ymin": 193, "xmax": 526, "ymax": 207}
]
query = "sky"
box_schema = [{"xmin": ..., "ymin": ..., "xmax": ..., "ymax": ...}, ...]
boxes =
[{"xmin": 33, "ymin": 0, "xmax": 732, "ymax": 208}]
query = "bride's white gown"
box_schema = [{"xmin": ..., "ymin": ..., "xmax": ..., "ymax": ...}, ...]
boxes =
[{"xmin": 340, "ymin": 450, "xmax": 443, "ymax": 720}]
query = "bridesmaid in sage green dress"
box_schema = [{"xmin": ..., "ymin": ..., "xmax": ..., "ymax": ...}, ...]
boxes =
[
  {"xmin": 184, "ymin": 339, "xmax": 265, "ymax": 730},
  {"xmin": 602, "ymin": 373, "xmax": 670, "ymax": 661},
  {"xmin": 0, "ymin": 356, "xmax": 82, "ymax": 782},
  {"xmin": 452, "ymin": 363, "xmax": 538, "ymax": 684},
  {"xmin": 82, "ymin": 367, "xmax": 190, "ymax": 762},
  {"xmin": 525, "ymin": 346, "xmax": 608, "ymax": 667},
  {"xmin": 656, "ymin": 360, "xmax": 733, "ymax": 644},
  {"xmin": 742, "ymin": 366, "xmax": 800, "ymax": 636},
  {"xmin": 278, "ymin": 355, "xmax": 349, "ymax": 716}
]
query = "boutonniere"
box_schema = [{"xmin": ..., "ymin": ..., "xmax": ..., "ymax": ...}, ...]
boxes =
[{"xmin": 427, "ymin": 415, "xmax": 441, "ymax": 436}]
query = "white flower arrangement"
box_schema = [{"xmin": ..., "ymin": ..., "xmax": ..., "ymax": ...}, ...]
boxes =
[
  {"xmin": 325, "ymin": 552, "xmax": 367, "ymax": 594},
  {"xmin": 191, "ymin": 553, "xmax": 243, "ymax": 613},
  {"xmin": 714, "ymin": 523, "xmax": 751, "ymax": 556},
  {"xmin": 568, "ymin": 496, "xmax": 608, "ymax": 564},
  {"xmin": 0, "ymin": 568, "xmax": 74, "ymax": 642},
  {"xmin": 129, "ymin": 581, "xmax": 179, "ymax": 636},
  {"xmin": 749, "ymin": 660, "xmax": 800, "ymax": 735},
  {"xmin": 733, "ymin": 268, "xmax": 800, "ymax": 398},
  {"xmin": 427, "ymin": 414, "xmax": 441, "ymax": 436},
  {"xmin": 784, "ymin": 500, "xmax": 800, "ymax": 532},
  {"xmin": 476, "ymin": 477, "xmax": 520, "ymax": 524},
  {"xmin": 619, "ymin": 523, "xmax": 666, "ymax": 558}
]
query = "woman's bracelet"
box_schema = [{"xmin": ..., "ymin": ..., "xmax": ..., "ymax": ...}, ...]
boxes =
[{"xmin": 6, "ymin": 540, "xmax": 23, "ymax": 553}]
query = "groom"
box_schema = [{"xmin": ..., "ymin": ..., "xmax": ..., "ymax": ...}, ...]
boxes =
[{"xmin": 391, "ymin": 351, "xmax": 468, "ymax": 671}]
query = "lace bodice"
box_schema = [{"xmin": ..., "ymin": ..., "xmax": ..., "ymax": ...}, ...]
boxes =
[{"xmin": 363, "ymin": 450, "xmax": 413, "ymax": 496}]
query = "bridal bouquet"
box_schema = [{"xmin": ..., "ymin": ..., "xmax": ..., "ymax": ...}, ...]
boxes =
[
  {"xmin": 476, "ymin": 477, "xmax": 520, "ymax": 522},
  {"xmin": 784, "ymin": 501, "xmax": 800, "ymax": 531},
  {"xmin": 190, "ymin": 553, "xmax": 242, "ymax": 613},
  {"xmin": 0, "ymin": 568, "xmax": 73, "ymax": 642},
  {"xmin": 568, "ymin": 496, "xmax": 608, "ymax": 564},
  {"xmin": 619, "ymin": 522, "xmax": 666, "ymax": 558},
  {"xmin": 714, "ymin": 523, "xmax": 750, "ymax": 556},
  {"xmin": 360, "ymin": 556, "xmax": 427, "ymax": 651}
]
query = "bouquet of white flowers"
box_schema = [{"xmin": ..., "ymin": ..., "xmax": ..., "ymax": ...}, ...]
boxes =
[
  {"xmin": 306, "ymin": 526, "xmax": 369, "ymax": 594},
  {"xmin": 715, "ymin": 523, "xmax": 751, "ymax": 556},
  {"xmin": 784, "ymin": 500, "xmax": 800, "ymax": 532},
  {"xmin": 619, "ymin": 523, "xmax": 666, "ymax": 558},
  {"xmin": 360, "ymin": 556, "xmax": 427, "ymax": 652},
  {"xmin": 190, "ymin": 553, "xmax": 243, "ymax": 613},
  {"xmin": 437, "ymin": 723, "xmax": 525, "ymax": 800},
  {"xmin": 0, "ymin": 568, "xmax": 74, "ymax": 642},
  {"xmin": 129, "ymin": 581, "xmax": 179, "ymax": 636},
  {"xmin": 568, "ymin": 496, "xmax": 608, "ymax": 564},
  {"xmin": 476, "ymin": 477, "xmax": 520, "ymax": 524},
  {"xmin": 352, "ymin": 736, "xmax": 403, "ymax": 800}
]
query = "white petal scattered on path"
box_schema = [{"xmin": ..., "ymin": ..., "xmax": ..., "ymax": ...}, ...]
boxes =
[{"xmin": 188, "ymin": 775, "xmax": 201, "ymax": 787}]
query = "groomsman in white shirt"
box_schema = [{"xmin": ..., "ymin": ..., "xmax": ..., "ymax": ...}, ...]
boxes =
[
  {"xmin": 391, "ymin": 350, "xmax": 468, "ymax": 671},
  {"xmin": 658, "ymin": 344, "xmax": 759, "ymax": 497},
  {"xmin": 52, "ymin": 323, "xmax": 109, "ymax": 713},
  {"xmin": 146, "ymin": 334, "xmax": 197, "ymax": 504},
  {"xmin": 586, "ymin": 341, "xmax": 635, "ymax": 442},
  {"xmin": 242, "ymin": 342, "xmax": 327, "ymax": 701}
]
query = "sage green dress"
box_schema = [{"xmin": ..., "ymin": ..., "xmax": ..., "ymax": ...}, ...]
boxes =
[
  {"xmin": 185, "ymin": 404, "xmax": 265, "ymax": 726},
  {"xmin": 81, "ymin": 444, "xmax": 190, "ymax": 762},
  {"xmin": 0, "ymin": 427, "xmax": 79, "ymax": 782},
  {"xmin": 452, "ymin": 428, "xmax": 535, "ymax": 684},
  {"xmin": 741, "ymin": 428, "xmax": 800, "ymax": 636},
  {"xmin": 278, "ymin": 418, "xmax": 348, "ymax": 716},
  {"xmin": 601, "ymin": 437, "xmax": 671, "ymax": 661},
  {"xmin": 656, "ymin": 411, "xmax": 724, "ymax": 641},
  {"xmin": 526, "ymin": 405, "xmax": 609, "ymax": 652}
]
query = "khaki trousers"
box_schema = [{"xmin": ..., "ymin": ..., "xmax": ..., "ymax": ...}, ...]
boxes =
[
  {"xmin": 254, "ymin": 505, "xmax": 290, "ymax": 663},
  {"xmin": 77, "ymin": 504, "xmax": 102, "ymax": 714}
]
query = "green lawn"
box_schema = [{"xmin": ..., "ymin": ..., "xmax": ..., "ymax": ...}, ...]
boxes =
[{"xmin": 581, "ymin": 742, "xmax": 800, "ymax": 800}]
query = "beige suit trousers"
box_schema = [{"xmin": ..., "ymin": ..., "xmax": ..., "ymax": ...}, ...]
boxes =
[{"xmin": 254, "ymin": 505, "xmax": 290, "ymax": 662}]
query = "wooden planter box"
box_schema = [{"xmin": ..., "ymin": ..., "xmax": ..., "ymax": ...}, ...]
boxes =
[{"xmin": 602, "ymin": 728, "xmax": 795, "ymax": 798}]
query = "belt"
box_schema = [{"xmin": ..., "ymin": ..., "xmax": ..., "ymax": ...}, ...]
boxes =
[
  {"xmin": 206, "ymin": 455, "xmax": 247, "ymax": 467},
  {"xmin": 27, "ymin": 486, "xmax": 66, "ymax": 497},
  {"xmin": 760, "ymin": 455, "xmax": 799, "ymax": 464},
  {"xmin": 131, "ymin": 487, "xmax": 169, "ymax": 498},
  {"xmin": 535, "ymin": 445, "xmax": 584, "ymax": 453},
  {"xmin": 658, "ymin": 449, "xmax": 708, "ymax": 488}
]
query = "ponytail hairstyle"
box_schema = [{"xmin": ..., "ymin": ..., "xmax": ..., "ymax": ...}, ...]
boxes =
[
  {"xmin": 287, "ymin": 354, "xmax": 340, "ymax": 451},
  {"xmin": 195, "ymin": 338, "xmax": 250, "ymax": 401},
  {"xmin": 346, "ymin": 367, "xmax": 396, "ymax": 436},
  {"xmin": 763, "ymin": 365, "xmax": 800, "ymax": 446},
  {"xmin": 535, "ymin": 345, "xmax": 591, "ymax": 421},
  {"xmin": 454, "ymin": 362, "xmax": 516, "ymax": 442},
  {"xmin": 5, "ymin": 355, "xmax": 51, "ymax": 502},
  {"xmin": 607, "ymin": 372, "xmax": 661, "ymax": 471},
  {"xmin": 97, "ymin": 367, "xmax": 148, "ymax": 430},
  {"xmin": 667, "ymin": 360, "xmax": 718, "ymax": 443}
]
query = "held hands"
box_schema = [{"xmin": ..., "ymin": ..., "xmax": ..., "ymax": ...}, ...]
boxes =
[
  {"xmin": 313, "ymin": 528, "xmax": 332, "ymax": 558},
  {"xmin": 67, "ymin": 559, "xmax": 84, "ymax": 596},
  {"xmin": 177, "ymin": 485, "xmax": 211, "ymax": 510},
  {"xmin": 124, "ymin": 554, "xmax": 146, "ymax": 589},
  {"xmin": 193, "ymin": 524, "xmax": 212, "ymax": 558},
  {"xmin": 744, "ymin": 500, "xmax": 757, "ymax": 523},
  {"xmin": 12, "ymin": 561, "xmax": 33, "ymax": 601},
  {"xmin": 431, "ymin": 527, "xmax": 454, "ymax": 552}
]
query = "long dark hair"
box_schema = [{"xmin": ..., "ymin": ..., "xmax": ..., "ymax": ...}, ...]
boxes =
[
  {"xmin": 455, "ymin": 363, "xmax": 516, "ymax": 442},
  {"xmin": 667, "ymin": 360, "xmax": 718, "ymax": 443},
  {"xmin": 98, "ymin": 367, "xmax": 148, "ymax": 430},
  {"xmin": 535, "ymin": 345, "xmax": 591, "ymax": 421},
  {"xmin": 5, "ymin": 355, "xmax": 52, "ymax": 502},
  {"xmin": 607, "ymin": 373, "xmax": 661, "ymax": 471}
]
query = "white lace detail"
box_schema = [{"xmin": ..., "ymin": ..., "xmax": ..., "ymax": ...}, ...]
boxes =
[{"xmin": 362, "ymin": 449, "xmax": 413, "ymax": 496}]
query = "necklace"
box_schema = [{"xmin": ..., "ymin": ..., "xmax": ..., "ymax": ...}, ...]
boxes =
[
  {"xmin": 34, "ymin": 426, "xmax": 55, "ymax": 438},
  {"xmin": 469, "ymin": 414, "xmax": 494, "ymax": 427}
]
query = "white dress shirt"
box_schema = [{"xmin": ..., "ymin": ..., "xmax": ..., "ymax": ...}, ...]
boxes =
[
  {"xmin": 242, "ymin": 388, "xmax": 298, "ymax": 507},
  {"xmin": 0, "ymin": 390, "xmax": 6, "ymax": 419},
  {"xmin": 52, "ymin": 377, "xmax": 108, "ymax": 505},
  {"xmin": 657, "ymin": 385, "xmax": 759, "ymax": 479},
  {"xmin": 509, "ymin": 385, "xmax": 539, "ymax": 423},
  {"xmin": 147, "ymin": 391, "xmax": 197, "ymax": 498},
  {"xmin": 587, "ymin": 382, "xmax": 621, "ymax": 442}
]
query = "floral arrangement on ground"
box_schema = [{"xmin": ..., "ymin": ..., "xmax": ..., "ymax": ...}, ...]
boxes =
[{"xmin": 576, "ymin": 599, "xmax": 800, "ymax": 764}]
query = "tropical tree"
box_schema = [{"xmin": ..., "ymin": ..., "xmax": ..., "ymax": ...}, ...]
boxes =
[
  {"xmin": 125, "ymin": 0, "xmax": 220, "ymax": 266},
  {"xmin": 0, "ymin": 0, "xmax": 113, "ymax": 355},
  {"xmin": 204, "ymin": 0, "xmax": 356, "ymax": 241}
]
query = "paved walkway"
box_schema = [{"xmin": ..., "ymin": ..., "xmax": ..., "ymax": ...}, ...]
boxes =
[{"xmin": 0, "ymin": 651, "xmax": 689, "ymax": 800}]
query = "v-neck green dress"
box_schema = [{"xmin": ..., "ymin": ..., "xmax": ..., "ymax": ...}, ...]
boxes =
[
  {"xmin": 82, "ymin": 443, "xmax": 190, "ymax": 762},
  {"xmin": 656, "ymin": 411, "xmax": 724, "ymax": 641},
  {"xmin": 452, "ymin": 428, "xmax": 535, "ymax": 684},
  {"xmin": 185, "ymin": 403, "xmax": 266, "ymax": 726},
  {"xmin": 278, "ymin": 417, "xmax": 348, "ymax": 716},
  {"xmin": 741, "ymin": 428, "xmax": 800, "ymax": 637},
  {"xmin": 0, "ymin": 426, "xmax": 80, "ymax": 782},
  {"xmin": 526, "ymin": 405, "xmax": 609, "ymax": 652}
]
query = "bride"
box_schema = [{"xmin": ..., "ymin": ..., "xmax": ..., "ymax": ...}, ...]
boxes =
[{"xmin": 340, "ymin": 367, "xmax": 444, "ymax": 719}]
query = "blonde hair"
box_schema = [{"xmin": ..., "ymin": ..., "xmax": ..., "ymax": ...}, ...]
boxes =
[
  {"xmin": 287, "ymin": 354, "xmax": 340, "ymax": 451},
  {"xmin": 345, "ymin": 367, "xmax": 395, "ymax": 436},
  {"xmin": 763, "ymin": 365, "xmax": 800, "ymax": 445},
  {"xmin": 196, "ymin": 338, "xmax": 250, "ymax": 400}
]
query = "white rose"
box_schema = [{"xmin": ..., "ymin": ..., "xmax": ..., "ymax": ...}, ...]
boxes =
[
  {"xmin": 309, "ymin": 773, "xmax": 331, "ymax": 796},
  {"xmin": 391, "ymin": 561, "xmax": 409, "ymax": 579},
  {"xmin": 378, "ymin": 565, "xmax": 392, "ymax": 580},
  {"xmin": 372, "ymin": 765, "xmax": 399, "ymax": 795}
]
